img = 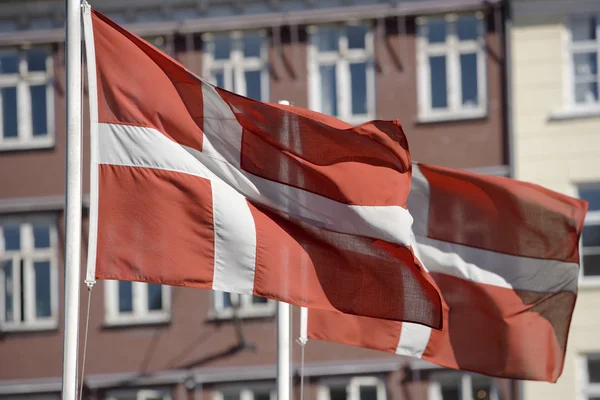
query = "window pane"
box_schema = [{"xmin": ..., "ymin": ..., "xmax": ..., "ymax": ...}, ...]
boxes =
[
  {"xmin": 251, "ymin": 294, "xmax": 268, "ymax": 304},
  {"xmin": 118, "ymin": 281, "xmax": 133, "ymax": 313},
  {"xmin": 213, "ymin": 69, "xmax": 225, "ymax": 89},
  {"xmin": 2, "ymin": 86, "xmax": 18, "ymax": 138},
  {"xmin": 584, "ymin": 254, "xmax": 600, "ymax": 276},
  {"xmin": 574, "ymin": 52, "xmax": 598, "ymax": 78},
  {"xmin": 350, "ymin": 62, "xmax": 367, "ymax": 115},
  {"xmin": 3, "ymin": 225, "xmax": 20, "ymax": 251},
  {"xmin": 27, "ymin": 48, "xmax": 47, "ymax": 72},
  {"xmin": 346, "ymin": 24, "xmax": 367, "ymax": 49},
  {"xmin": 223, "ymin": 393, "xmax": 240, "ymax": 400},
  {"xmin": 458, "ymin": 15, "xmax": 479, "ymax": 41},
  {"xmin": 329, "ymin": 387, "xmax": 347, "ymax": 400},
  {"xmin": 2, "ymin": 259, "xmax": 13, "ymax": 322},
  {"xmin": 243, "ymin": 32, "xmax": 262, "ymax": 58},
  {"xmin": 429, "ymin": 56, "xmax": 448, "ymax": 109},
  {"xmin": 427, "ymin": 19, "xmax": 447, "ymax": 43},
  {"xmin": 582, "ymin": 225, "xmax": 600, "ymax": 247},
  {"xmin": 441, "ymin": 386, "xmax": 460, "ymax": 400},
  {"xmin": 33, "ymin": 225, "xmax": 51, "ymax": 248},
  {"xmin": 317, "ymin": 27, "xmax": 339, "ymax": 52},
  {"xmin": 254, "ymin": 392, "xmax": 270, "ymax": 400},
  {"xmin": 580, "ymin": 188, "xmax": 600, "ymax": 211},
  {"xmin": 222, "ymin": 291, "xmax": 233, "ymax": 309},
  {"xmin": 575, "ymin": 82, "xmax": 599, "ymax": 104},
  {"xmin": 34, "ymin": 261, "xmax": 51, "ymax": 318},
  {"xmin": 319, "ymin": 64, "xmax": 338, "ymax": 116},
  {"xmin": 0, "ymin": 52, "xmax": 18, "ymax": 74},
  {"xmin": 245, "ymin": 70, "xmax": 262, "ymax": 101},
  {"xmin": 213, "ymin": 36, "xmax": 231, "ymax": 60},
  {"xmin": 359, "ymin": 386, "xmax": 377, "ymax": 400},
  {"xmin": 572, "ymin": 16, "xmax": 597, "ymax": 42},
  {"xmin": 147, "ymin": 283, "xmax": 163, "ymax": 311},
  {"xmin": 589, "ymin": 358, "xmax": 600, "ymax": 383},
  {"xmin": 460, "ymin": 53, "xmax": 479, "ymax": 107},
  {"xmin": 31, "ymin": 84, "xmax": 48, "ymax": 137}
]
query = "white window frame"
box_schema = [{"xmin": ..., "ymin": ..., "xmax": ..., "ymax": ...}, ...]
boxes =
[
  {"xmin": 0, "ymin": 46, "xmax": 55, "ymax": 150},
  {"xmin": 579, "ymin": 354, "xmax": 600, "ymax": 400},
  {"xmin": 578, "ymin": 184, "xmax": 600, "ymax": 284},
  {"xmin": 211, "ymin": 291, "xmax": 275, "ymax": 320},
  {"xmin": 104, "ymin": 281, "xmax": 171, "ymax": 326},
  {"xmin": 307, "ymin": 22, "xmax": 376, "ymax": 124},
  {"xmin": 416, "ymin": 12, "xmax": 487, "ymax": 122},
  {"xmin": 317, "ymin": 376, "xmax": 387, "ymax": 400},
  {"xmin": 213, "ymin": 384, "xmax": 276, "ymax": 400},
  {"xmin": 203, "ymin": 30, "xmax": 270, "ymax": 101},
  {"xmin": 428, "ymin": 372, "xmax": 499, "ymax": 400},
  {"xmin": 105, "ymin": 388, "xmax": 172, "ymax": 400},
  {"xmin": 563, "ymin": 15, "xmax": 600, "ymax": 115},
  {"xmin": 0, "ymin": 215, "xmax": 59, "ymax": 332}
]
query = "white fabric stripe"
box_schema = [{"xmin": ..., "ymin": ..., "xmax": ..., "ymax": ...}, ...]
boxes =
[
  {"xmin": 98, "ymin": 123, "xmax": 258, "ymax": 294},
  {"xmin": 99, "ymin": 122, "xmax": 414, "ymax": 246},
  {"xmin": 406, "ymin": 164, "xmax": 429, "ymax": 238},
  {"xmin": 83, "ymin": 6, "xmax": 99, "ymax": 285},
  {"xmin": 211, "ymin": 182, "xmax": 257, "ymax": 295},
  {"xmin": 198, "ymin": 83, "xmax": 413, "ymax": 247},
  {"xmin": 395, "ymin": 323, "xmax": 431, "ymax": 358},
  {"xmin": 416, "ymin": 236, "xmax": 579, "ymax": 293}
]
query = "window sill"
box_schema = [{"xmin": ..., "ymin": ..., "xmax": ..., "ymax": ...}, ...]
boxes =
[
  {"xmin": 0, "ymin": 138, "xmax": 55, "ymax": 152},
  {"xmin": 0, "ymin": 320, "xmax": 58, "ymax": 333},
  {"xmin": 208, "ymin": 307, "xmax": 276, "ymax": 321},
  {"xmin": 579, "ymin": 278, "xmax": 600, "ymax": 290},
  {"xmin": 416, "ymin": 111, "xmax": 487, "ymax": 124},
  {"xmin": 549, "ymin": 107, "xmax": 600, "ymax": 121},
  {"xmin": 104, "ymin": 314, "xmax": 171, "ymax": 328}
]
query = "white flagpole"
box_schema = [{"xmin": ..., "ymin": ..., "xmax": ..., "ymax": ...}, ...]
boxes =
[
  {"xmin": 62, "ymin": 0, "xmax": 83, "ymax": 399},
  {"xmin": 277, "ymin": 100, "xmax": 292, "ymax": 400}
]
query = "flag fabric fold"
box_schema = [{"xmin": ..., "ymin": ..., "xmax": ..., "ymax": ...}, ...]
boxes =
[
  {"xmin": 83, "ymin": 10, "xmax": 443, "ymax": 327},
  {"xmin": 308, "ymin": 163, "xmax": 588, "ymax": 382}
]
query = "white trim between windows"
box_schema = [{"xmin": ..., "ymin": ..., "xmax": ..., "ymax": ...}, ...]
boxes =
[
  {"xmin": 416, "ymin": 12, "xmax": 487, "ymax": 123},
  {"xmin": 307, "ymin": 21, "xmax": 376, "ymax": 124},
  {"xmin": 104, "ymin": 281, "xmax": 171, "ymax": 326},
  {"xmin": 317, "ymin": 376, "xmax": 387, "ymax": 400},
  {"xmin": 105, "ymin": 388, "xmax": 172, "ymax": 400},
  {"xmin": 210, "ymin": 291, "xmax": 275, "ymax": 320},
  {"xmin": 0, "ymin": 214, "xmax": 59, "ymax": 332},
  {"xmin": 0, "ymin": 46, "xmax": 55, "ymax": 151}
]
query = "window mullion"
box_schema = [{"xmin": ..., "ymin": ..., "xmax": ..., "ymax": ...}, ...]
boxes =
[
  {"xmin": 12, "ymin": 255, "xmax": 22, "ymax": 324},
  {"xmin": 448, "ymin": 24, "xmax": 461, "ymax": 112},
  {"xmin": 134, "ymin": 282, "xmax": 148, "ymax": 317}
]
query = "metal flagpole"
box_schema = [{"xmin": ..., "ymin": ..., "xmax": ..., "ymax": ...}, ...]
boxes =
[
  {"xmin": 62, "ymin": 0, "xmax": 83, "ymax": 399},
  {"xmin": 276, "ymin": 100, "xmax": 292, "ymax": 400}
]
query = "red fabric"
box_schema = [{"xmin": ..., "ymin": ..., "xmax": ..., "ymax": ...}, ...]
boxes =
[
  {"xmin": 89, "ymin": 10, "xmax": 443, "ymax": 327},
  {"xmin": 308, "ymin": 164, "xmax": 588, "ymax": 382}
]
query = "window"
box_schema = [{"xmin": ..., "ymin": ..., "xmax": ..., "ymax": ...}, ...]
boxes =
[
  {"xmin": 428, "ymin": 373, "xmax": 498, "ymax": 400},
  {"xmin": 105, "ymin": 388, "xmax": 172, "ymax": 400},
  {"xmin": 203, "ymin": 31, "xmax": 268, "ymax": 101},
  {"xmin": 0, "ymin": 47, "xmax": 54, "ymax": 150},
  {"xmin": 579, "ymin": 185, "xmax": 600, "ymax": 278},
  {"xmin": 581, "ymin": 355, "xmax": 600, "ymax": 400},
  {"xmin": 417, "ymin": 13, "xmax": 486, "ymax": 121},
  {"xmin": 568, "ymin": 16, "xmax": 600, "ymax": 108},
  {"xmin": 317, "ymin": 377, "xmax": 386, "ymax": 400},
  {"xmin": 212, "ymin": 290, "xmax": 275, "ymax": 319},
  {"xmin": 308, "ymin": 23, "xmax": 375, "ymax": 123},
  {"xmin": 213, "ymin": 387, "xmax": 275, "ymax": 400},
  {"xmin": 0, "ymin": 216, "xmax": 58, "ymax": 331},
  {"xmin": 105, "ymin": 280, "xmax": 171, "ymax": 325}
]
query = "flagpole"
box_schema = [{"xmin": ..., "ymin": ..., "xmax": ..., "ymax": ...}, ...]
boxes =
[
  {"xmin": 276, "ymin": 100, "xmax": 292, "ymax": 400},
  {"xmin": 62, "ymin": 0, "xmax": 83, "ymax": 399}
]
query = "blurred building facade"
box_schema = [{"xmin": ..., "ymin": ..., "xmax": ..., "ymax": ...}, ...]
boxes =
[
  {"xmin": 508, "ymin": 0, "xmax": 600, "ymax": 399},
  {"xmin": 0, "ymin": 0, "xmax": 514, "ymax": 399}
]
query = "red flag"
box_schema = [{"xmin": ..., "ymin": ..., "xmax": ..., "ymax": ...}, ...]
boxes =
[
  {"xmin": 308, "ymin": 163, "xmax": 588, "ymax": 382},
  {"xmin": 83, "ymin": 10, "xmax": 443, "ymax": 327}
]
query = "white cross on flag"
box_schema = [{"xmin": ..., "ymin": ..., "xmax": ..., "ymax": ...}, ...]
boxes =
[{"xmin": 83, "ymin": 10, "xmax": 443, "ymax": 327}]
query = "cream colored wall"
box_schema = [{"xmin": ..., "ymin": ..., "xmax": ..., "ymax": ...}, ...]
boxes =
[{"xmin": 511, "ymin": 11, "xmax": 600, "ymax": 400}]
